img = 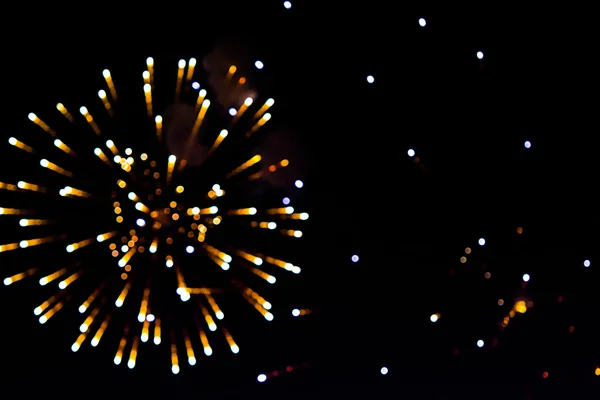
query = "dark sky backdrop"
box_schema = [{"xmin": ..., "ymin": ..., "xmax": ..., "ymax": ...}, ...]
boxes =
[{"xmin": 0, "ymin": 2, "xmax": 598, "ymax": 399}]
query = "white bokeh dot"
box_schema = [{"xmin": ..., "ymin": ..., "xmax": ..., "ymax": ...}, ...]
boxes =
[
  {"xmin": 255, "ymin": 60, "xmax": 264, "ymax": 69},
  {"xmin": 419, "ymin": 18, "xmax": 426, "ymax": 27},
  {"xmin": 407, "ymin": 149, "xmax": 415, "ymax": 157},
  {"xmin": 257, "ymin": 373, "xmax": 267, "ymax": 382},
  {"xmin": 524, "ymin": 140, "xmax": 531, "ymax": 148},
  {"xmin": 522, "ymin": 273, "xmax": 530, "ymax": 282},
  {"xmin": 477, "ymin": 340, "xmax": 484, "ymax": 348},
  {"xmin": 228, "ymin": 108, "xmax": 237, "ymax": 116},
  {"xmin": 186, "ymin": 246, "xmax": 194, "ymax": 254},
  {"xmin": 191, "ymin": 82, "xmax": 200, "ymax": 90},
  {"xmin": 366, "ymin": 75, "xmax": 375, "ymax": 84},
  {"xmin": 283, "ymin": 1, "xmax": 292, "ymax": 9},
  {"xmin": 380, "ymin": 367, "xmax": 388, "ymax": 375},
  {"xmin": 478, "ymin": 238, "xmax": 486, "ymax": 246},
  {"xmin": 477, "ymin": 51, "xmax": 484, "ymax": 60},
  {"xmin": 351, "ymin": 255, "xmax": 359, "ymax": 263},
  {"xmin": 294, "ymin": 180, "xmax": 303, "ymax": 188},
  {"xmin": 282, "ymin": 197, "xmax": 290, "ymax": 205},
  {"xmin": 583, "ymin": 259, "xmax": 590, "ymax": 268}
]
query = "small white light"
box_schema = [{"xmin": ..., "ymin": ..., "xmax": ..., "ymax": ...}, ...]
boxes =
[
  {"xmin": 419, "ymin": 18, "xmax": 426, "ymax": 27},
  {"xmin": 430, "ymin": 314, "xmax": 439, "ymax": 323},
  {"xmin": 380, "ymin": 367, "xmax": 388, "ymax": 375},
  {"xmin": 524, "ymin": 140, "xmax": 531, "ymax": 148},
  {"xmin": 255, "ymin": 60, "xmax": 264, "ymax": 69},
  {"xmin": 477, "ymin": 339, "xmax": 484, "ymax": 348},
  {"xmin": 136, "ymin": 218, "xmax": 146, "ymax": 227},
  {"xmin": 478, "ymin": 238, "xmax": 486, "ymax": 246},
  {"xmin": 292, "ymin": 309, "xmax": 300, "ymax": 317},
  {"xmin": 283, "ymin": 1, "xmax": 292, "ymax": 9},
  {"xmin": 407, "ymin": 149, "xmax": 415, "ymax": 157},
  {"xmin": 192, "ymin": 82, "xmax": 200, "ymax": 89},
  {"xmin": 282, "ymin": 197, "xmax": 290, "ymax": 205},
  {"xmin": 229, "ymin": 108, "xmax": 237, "ymax": 116},
  {"xmin": 186, "ymin": 246, "xmax": 194, "ymax": 254},
  {"xmin": 366, "ymin": 75, "xmax": 375, "ymax": 84},
  {"xmin": 351, "ymin": 255, "xmax": 359, "ymax": 263},
  {"xmin": 477, "ymin": 51, "xmax": 484, "ymax": 60},
  {"xmin": 146, "ymin": 314, "xmax": 155, "ymax": 322},
  {"xmin": 522, "ymin": 273, "xmax": 530, "ymax": 282},
  {"xmin": 583, "ymin": 259, "xmax": 591, "ymax": 268},
  {"xmin": 295, "ymin": 180, "xmax": 303, "ymax": 188},
  {"xmin": 257, "ymin": 373, "xmax": 267, "ymax": 382}
]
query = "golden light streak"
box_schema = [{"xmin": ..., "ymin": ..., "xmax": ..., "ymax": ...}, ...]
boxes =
[
  {"xmin": 264, "ymin": 255, "xmax": 299, "ymax": 272},
  {"xmin": 118, "ymin": 247, "xmax": 137, "ymax": 267},
  {"xmin": 225, "ymin": 65, "xmax": 236, "ymax": 82},
  {"xmin": 39, "ymin": 300, "xmax": 64, "ymax": 324},
  {"xmin": 267, "ymin": 207, "xmax": 294, "ymax": 215},
  {"xmin": 246, "ymin": 113, "xmax": 271, "ymax": 137},
  {"xmin": 251, "ymin": 221, "xmax": 278, "ymax": 230},
  {"xmin": 17, "ymin": 181, "xmax": 46, "ymax": 193},
  {"xmin": 205, "ymin": 253, "xmax": 230, "ymax": 270},
  {"xmin": 138, "ymin": 285, "xmax": 151, "ymax": 322},
  {"xmin": 189, "ymin": 206, "xmax": 218, "ymax": 215},
  {"xmin": 34, "ymin": 292, "xmax": 63, "ymax": 316},
  {"xmin": 114, "ymin": 327, "xmax": 129, "ymax": 365},
  {"xmin": 128, "ymin": 192, "xmax": 140, "ymax": 202},
  {"xmin": 194, "ymin": 89, "xmax": 207, "ymax": 112},
  {"xmin": 222, "ymin": 328, "xmax": 239, "ymax": 353},
  {"xmin": 66, "ymin": 237, "xmax": 95, "ymax": 253},
  {"xmin": 143, "ymin": 70, "xmax": 150, "ymax": 85},
  {"xmin": 19, "ymin": 219, "xmax": 52, "ymax": 227},
  {"xmin": 80, "ymin": 305, "xmax": 101, "ymax": 332},
  {"xmin": 102, "ymin": 69, "xmax": 118, "ymax": 102},
  {"xmin": 200, "ymin": 304, "xmax": 217, "ymax": 331},
  {"xmin": 190, "ymin": 99, "xmax": 210, "ymax": 138},
  {"xmin": 96, "ymin": 231, "xmax": 117, "ymax": 243},
  {"xmin": 53, "ymin": 139, "xmax": 76, "ymax": 156},
  {"xmin": 243, "ymin": 286, "xmax": 272, "ymax": 310},
  {"xmin": 155, "ymin": 115, "xmax": 162, "ymax": 140},
  {"xmin": 8, "ymin": 137, "xmax": 34, "ymax": 153},
  {"xmin": 18, "ymin": 235, "xmax": 62, "ymax": 251},
  {"xmin": 94, "ymin": 148, "xmax": 112, "ymax": 167},
  {"xmin": 60, "ymin": 186, "xmax": 91, "ymax": 199},
  {"xmin": 146, "ymin": 57, "xmax": 154, "ymax": 85},
  {"xmin": 185, "ymin": 58, "xmax": 196, "ymax": 84},
  {"xmin": 282, "ymin": 229, "xmax": 303, "ymax": 238},
  {"xmin": 235, "ymin": 249, "xmax": 263, "ymax": 265},
  {"xmin": 207, "ymin": 129, "xmax": 228, "ymax": 157},
  {"xmin": 205, "ymin": 294, "xmax": 224, "ymax": 320},
  {"xmin": 197, "ymin": 327, "xmax": 213, "ymax": 356},
  {"xmin": 171, "ymin": 337, "xmax": 180, "ymax": 374},
  {"xmin": 59, "ymin": 271, "xmax": 82, "ymax": 289},
  {"xmin": 252, "ymin": 98, "xmax": 274, "ymax": 120},
  {"xmin": 105, "ymin": 140, "xmax": 120, "ymax": 157},
  {"xmin": 39, "ymin": 268, "xmax": 67, "ymax": 286},
  {"xmin": 128, "ymin": 335, "xmax": 140, "ymax": 369},
  {"xmin": 242, "ymin": 291, "xmax": 274, "ymax": 321},
  {"xmin": 0, "ymin": 182, "xmax": 19, "ymax": 191},
  {"xmin": 229, "ymin": 97, "xmax": 253, "ymax": 127},
  {"xmin": 144, "ymin": 83, "xmax": 153, "ymax": 117},
  {"xmin": 90, "ymin": 314, "xmax": 111, "ymax": 346},
  {"xmin": 135, "ymin": 202, "xmax": 150, "ymax": 213},
  {"xmin": 227, "ymin": 207, "xmax": 257, "ymax": 216},
  {"xmin": 249, "ymin": 267, "xmax": 276, "ymax": 284},
  {"xmin": 117, "ymin": 179, "xmax": 127, "ymax": 189},
  {"xmin": 149, "ymin": 237, "xmax": 159, "ymax": 253},
  {"xmin": 175, "ymin": 59, "xmax": 186, "ymax": 100},
  {"xmin": 98, "ymin": 90, "xmax": 114, "ymax": 116},
  {"xmin": 281, "ymin": 212, "xmax": 310, "ymax": 220},
  {"xmin": 0, "ymin": 243, "xmax": 20, "ymax": 252},
  {"xmin": 79, "ymin": 284, "xmax": 104, "ymax": 313},
  {"xmin": 28, "ymin": 113, "xmax": 56, "ymax": 136},
  {"xmin": 79, "ymin": 106, "xmax": 101, "ymax": 135},
  {"xmin": 40, "ymin": 158, "xmax": 73, "ymax": 177},
  {"xmin": 225, "ymin": 155, "xmax": 261, "ymax": 179},
  {"xmin": 184, "ymin": 330, "xmax": 197, "ymax": 365},
  {"xmin": 153, "ymin": 318, "xmax": 162, "ymax": 345},
  {"xmin": 56, "ymin": 103, "xmax": 75, "ymax": 122},
  {"xmin": 141, "ymin": 317, "xmax": 150, "ymax": 342},
  {"xmin": 71, "ymin": 330, "xmax": 90, "ymax": 352},
  {"xmin": 115, "ymin": 281, "xmax": 132, "ymax": 307},
  {"xmin": 166, "ymin": 155, "xmax": 176, "ymax": 185},
  {"xmin": 3, "ymin": 267, "xmax": 37, "ymax": 286}
]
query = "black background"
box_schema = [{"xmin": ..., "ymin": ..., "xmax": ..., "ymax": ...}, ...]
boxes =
[{"xmin": 0, "ymin": 1, "xmax": 598, "ymax": 399}]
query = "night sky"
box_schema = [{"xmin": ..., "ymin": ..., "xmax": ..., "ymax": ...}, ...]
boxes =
[{"xmin": 1, "ymin": 2, "xmax": 598, "ymax": 399}]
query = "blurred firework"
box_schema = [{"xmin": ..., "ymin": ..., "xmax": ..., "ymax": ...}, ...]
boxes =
[{"xmin": 0, "ymin": 56, "xmax": 308, "ymax": 374}]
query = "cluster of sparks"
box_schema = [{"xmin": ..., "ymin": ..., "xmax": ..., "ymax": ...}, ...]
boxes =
[{"xmin": 1, "ymin": 56, "xmax": 311, "ymax": 374}]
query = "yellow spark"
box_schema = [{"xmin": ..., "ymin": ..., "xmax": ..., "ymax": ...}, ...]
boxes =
[
  {"xmin": 8, "ymin": 137, "xmax": 35, "ymax": 153},
  {"xmin": 28, "ymin": 112, "xmax": 56, "ymax": 136},
  {"xmin": 56, "ymin": 103, "xmax": 75, "ymax": 122},
  {"xmin": 79, "ymin": 106, "xmax": 101, "ymax": 135},
  {"xmin": 225, "ymin": 155, "xmax": 261, "ymax": 179},
  {"xmin": 102, "ymin": 69, "xmax": 118, "ymax": 102}
]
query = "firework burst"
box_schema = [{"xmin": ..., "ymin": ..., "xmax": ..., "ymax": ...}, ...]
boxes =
[{"xmin": 1, "ymin": 56, "xmax": 308, "ymax": 374}]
